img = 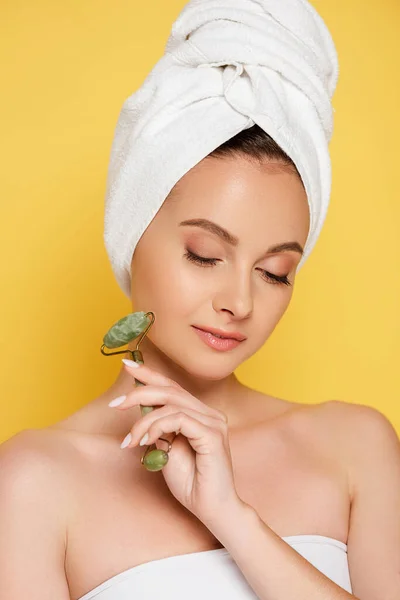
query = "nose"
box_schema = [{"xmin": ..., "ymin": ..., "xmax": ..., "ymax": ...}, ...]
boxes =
[{"xmin": 212, "ymin": 272, "xmax": 253, "ymax": 320}]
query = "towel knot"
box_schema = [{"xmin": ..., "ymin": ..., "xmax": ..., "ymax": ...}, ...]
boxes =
[
  {"xmin": 196, "ymin": 61, "xmax": 258, "ymax": 117},
  {"xmin": 165, "ymin": 0, "xmax": 339, "ymax": 140}
]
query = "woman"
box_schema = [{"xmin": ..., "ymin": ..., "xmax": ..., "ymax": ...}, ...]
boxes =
[{"xmin": 1, "ymin": 1, "xmax": 399, "ymax": 600}]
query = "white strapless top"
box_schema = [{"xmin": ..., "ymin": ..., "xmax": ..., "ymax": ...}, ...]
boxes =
[{"xmin": 77, "ymin": 534, "xmax": 352, "ymax": 599}]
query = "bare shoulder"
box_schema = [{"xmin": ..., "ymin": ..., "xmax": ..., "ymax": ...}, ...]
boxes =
[
  {"xmin": 304, "ymin": 400, "xmax": 400, "ymax": 489},
  {"xmin": 311, "ymin": 399, "xmax": 399, "ymax": 443},
  {"xmin": 0, "ymin": 427, "xmax": 81, "ymax": 518},
  {"xmin": 270, "ymin": 398, "xmax": 399, "ymax": 453},
  {"xmin": 284, "ymin": 397, "xmax": 395, "ymax": 430},
  {"xmin": 0, "ymin": 427, "xmax": 82, "ymax": 468}
]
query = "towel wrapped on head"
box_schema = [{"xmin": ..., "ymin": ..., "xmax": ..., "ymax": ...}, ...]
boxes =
[{"xmin": 104, "ymin": 0, "xmax": 339, "ymax": 299}]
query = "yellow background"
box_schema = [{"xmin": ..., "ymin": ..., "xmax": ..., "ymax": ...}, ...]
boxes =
[{"xmin": 1, "ymin": 0, "xmax": 399, "ymax": 443}]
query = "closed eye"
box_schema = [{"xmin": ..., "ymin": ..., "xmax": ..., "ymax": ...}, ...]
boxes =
[{"xmin": 183, "ymin": 249, "xmax": 292, "ymax": 286}]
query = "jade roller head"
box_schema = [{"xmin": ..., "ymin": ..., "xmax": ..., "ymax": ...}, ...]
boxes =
[{"xmin": 101, "ymin": 310, "xmax": 173, "ymax": 472}]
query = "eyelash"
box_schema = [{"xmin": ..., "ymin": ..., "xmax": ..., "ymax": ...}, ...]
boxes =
[{"xmin": 183, "ymin": 249, "xmax": 292, "ymax": 286}]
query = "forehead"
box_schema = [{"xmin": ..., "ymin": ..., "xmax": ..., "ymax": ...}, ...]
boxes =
[{"xmin": 162, "ymin": 155, "xmax": 309, "ymax": 237}]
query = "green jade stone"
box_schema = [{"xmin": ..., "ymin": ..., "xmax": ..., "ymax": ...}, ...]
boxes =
[
  {"xmin": 142, "ymin": 448, "xmax": 169, "ymax": 471},
  {"xmin": 103, "ymin": 311, "xmax": 151, "ymax": 349}
]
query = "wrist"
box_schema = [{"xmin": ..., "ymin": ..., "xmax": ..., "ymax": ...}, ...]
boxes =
[{"xmin": 205, "ymin": 496, "xmax": 257, "ymax": 542}]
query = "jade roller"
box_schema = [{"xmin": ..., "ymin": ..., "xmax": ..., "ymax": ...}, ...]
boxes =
[{"xmin": 100, "ymin": 311, "xmax": 175, "ymax": 472}]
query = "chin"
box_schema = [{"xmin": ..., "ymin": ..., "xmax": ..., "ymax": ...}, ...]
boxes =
[
  {"xmin": 179, "ymin": 353, "xmax": 238, "ymax": 381},
  {"xmin": 147, "ymin": 325, "xmax": 240, "ymax": 378}
]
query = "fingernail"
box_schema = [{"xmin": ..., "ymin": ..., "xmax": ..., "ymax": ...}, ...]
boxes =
[
  {"xmin": 139, "ymin": 433, "xmax": 149, "ymax": 446},
  {"xmin": 122, "ymin": 359, "xmax": 140, "ymax": 368},
  {"xmin": 120, "ymin": 433, "xmax": 132, "ymax": 449},
  {"xmin": 108, "ymin": 395, "xmax": 127, "ymax": 407}
]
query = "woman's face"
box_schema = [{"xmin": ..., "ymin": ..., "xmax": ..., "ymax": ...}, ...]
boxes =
[{"xmin": 129, "ymin": 154, "xmax": 309, "ymax": 379}]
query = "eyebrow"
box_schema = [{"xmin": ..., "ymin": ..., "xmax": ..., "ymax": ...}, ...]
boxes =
[{"xmin": 179, "ymin": 218, "xmax": 304, "ymax": 257}]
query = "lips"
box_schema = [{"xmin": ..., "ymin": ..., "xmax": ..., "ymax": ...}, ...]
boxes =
[{"xmin": 192, "ymin": 325, "xmax": 246, "ymax": 342}]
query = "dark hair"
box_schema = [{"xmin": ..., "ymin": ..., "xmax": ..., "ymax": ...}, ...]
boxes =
[
  {"xmin": 165, "ymin": 123, "xmax": 304, "ymax": 207},
  {"xmin": 208, "ymin": 123, "xmax": 302, "ymax": 184}
]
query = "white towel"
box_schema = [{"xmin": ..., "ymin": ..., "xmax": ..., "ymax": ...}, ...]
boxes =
[{"xmin": 104, "ymin": 0, "xmax": 339, "ymax": 299}]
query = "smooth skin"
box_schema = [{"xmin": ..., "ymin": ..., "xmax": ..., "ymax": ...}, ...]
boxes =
[{"xmin": 0, "ymin": 155, "xmax": 399, "ymax": 600}]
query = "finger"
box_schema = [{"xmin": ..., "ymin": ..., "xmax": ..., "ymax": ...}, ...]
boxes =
[
  {"xmin": 122, "ymin": 359, "xmax": 182, "ymax": 389},
  {"xmin": 121, "ymin": 359, "xmax": 228, "ymax": 424},
  {"xmin": 126, "ymin": 405, "xmax": 226, "ymax": 449},
  {"xmin": 113, "ymin": 384, "xmax": 227, "ymax": 422},
  {"xmin": 113, "ymin": 385, "xmax": 179, "ymax": 410}
]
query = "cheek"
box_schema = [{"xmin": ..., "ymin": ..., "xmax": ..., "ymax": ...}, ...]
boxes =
[
  {"xmin": 133, "ymin": 250, "xmax": 201, "ymax": 316},
  {"xmin": 268, "ymin": 286, "xmax": 293, "ymax": 322},
  {"xmin": 157, "ymin": 260, "xmax": 211, "ymax": 316},
  {"xmin": 252, "ymin": 288, "xmax": 293, "ymax": 339}
]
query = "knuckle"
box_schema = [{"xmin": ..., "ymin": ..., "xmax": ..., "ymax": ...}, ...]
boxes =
[
  {"xmin": 216, "ymin": 410, "xmax": 228, "ymax": 424},
  {"xmin": 167, "ymin": 385, "xmax": 181, "ymax": 395},
  {"xmin": 212, "ymin": 429, "xmax": 224, "ymax": 443},
  {"xmin": 169, "ymin": 380, "xmax": 182, "ymax": 389},
  {"xmin": 218, "ymin": 421, "xmax": 228, "ymax": 434},
  {"xmin": 215, "ymin": 419, "xmax": 228, "ymax": 436},
  {"xmin": 160, "ymin": 376, "xmax": 180, "ymax": 389}
]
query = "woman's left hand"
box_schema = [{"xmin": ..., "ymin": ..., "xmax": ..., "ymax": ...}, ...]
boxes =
[{"xmin": 109, "ymin": 359, "xmax": 244, "ymax": 528}]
